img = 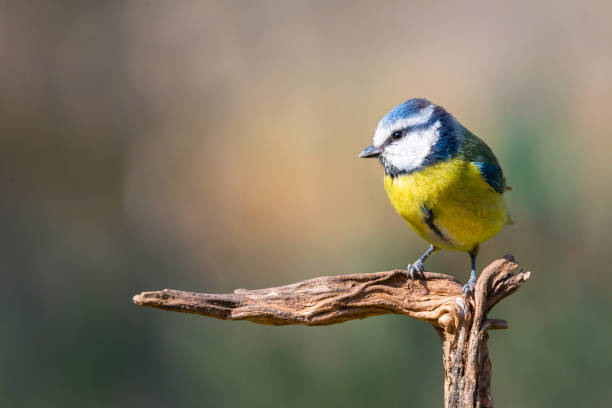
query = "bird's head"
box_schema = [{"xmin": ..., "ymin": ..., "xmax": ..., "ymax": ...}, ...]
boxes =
[{"xmin": 359, "ymin": 98, "xmax": 461, "ymax": 176}]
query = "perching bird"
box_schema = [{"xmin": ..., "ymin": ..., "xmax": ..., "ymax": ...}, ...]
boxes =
[{"xmin": 359, "ymin": 98, "xmax": 511, "ymax": 295}]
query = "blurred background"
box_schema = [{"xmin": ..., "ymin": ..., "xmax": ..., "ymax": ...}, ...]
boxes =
[{"xmin": 2, "ymin": 1, "xmax": 611, "ymax": 406}]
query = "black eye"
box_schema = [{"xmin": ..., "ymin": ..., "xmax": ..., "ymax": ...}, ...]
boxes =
[{"xmin": 391, "ymin": 130, "xmax": 403, "ymax": 140}]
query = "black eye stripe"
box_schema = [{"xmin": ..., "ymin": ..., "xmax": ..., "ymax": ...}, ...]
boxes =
[{"xmin": 391, "ymin": 129, "xmax": 408, "ymax": 140}]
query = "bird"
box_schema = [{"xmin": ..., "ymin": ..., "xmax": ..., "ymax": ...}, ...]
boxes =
[{"xmin": 359, "ymin": 98, "xmax": 511, "ymax": 295}]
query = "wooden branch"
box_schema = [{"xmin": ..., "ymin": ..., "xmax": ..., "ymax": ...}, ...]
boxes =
[{"xmin": 133, "ymin": 255, "xmax": 530, "ymax": 408}]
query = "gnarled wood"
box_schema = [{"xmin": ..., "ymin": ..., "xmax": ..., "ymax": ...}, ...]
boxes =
[{"xmin": 133, "ymin": 255, "xmax": 530, "ymax": 408}]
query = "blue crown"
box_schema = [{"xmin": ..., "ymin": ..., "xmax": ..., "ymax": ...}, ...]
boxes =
[{"xmin": 379, "ymin": 98, "xmax": 433, "ymax": 128}]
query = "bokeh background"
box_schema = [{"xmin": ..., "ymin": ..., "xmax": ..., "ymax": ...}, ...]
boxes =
[{"xmin": 3, "ymin": 1, "xmax": 611, "ymax": 406}]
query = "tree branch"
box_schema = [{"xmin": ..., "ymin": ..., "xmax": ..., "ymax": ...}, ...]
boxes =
[{"xmin": 133, "ymin": 255, "xmax": 530, "ymax": 407}]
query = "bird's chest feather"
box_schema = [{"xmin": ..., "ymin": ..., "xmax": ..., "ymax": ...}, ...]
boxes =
[{"xmin": 383, "ymin": 158, "xmax": 507, "ymax": 250}]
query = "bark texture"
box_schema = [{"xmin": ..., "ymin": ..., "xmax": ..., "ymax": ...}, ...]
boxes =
[{"xmin": 133, "ymin": 255, "xmax": 530, "ymax": 408}]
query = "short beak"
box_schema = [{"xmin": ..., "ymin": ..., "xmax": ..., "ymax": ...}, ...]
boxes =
[{"xmin": 359, "ymin": 144, "xmax": 383, "ymax": 158}]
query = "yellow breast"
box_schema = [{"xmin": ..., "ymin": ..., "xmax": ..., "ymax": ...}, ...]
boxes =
[{"xmin": 383, "ymin": 158, "xmax": 508, "ymax": 251}]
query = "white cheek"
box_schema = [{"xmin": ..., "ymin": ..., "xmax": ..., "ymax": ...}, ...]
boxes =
[{"xmin": 383, "ymin": 122, "xmax": 441, "ymax": 171}]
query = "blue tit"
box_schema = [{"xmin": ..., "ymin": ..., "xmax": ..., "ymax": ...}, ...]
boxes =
[{"xmin": 359, "ymin": 98, "xmax": 511, "ymax": 295}]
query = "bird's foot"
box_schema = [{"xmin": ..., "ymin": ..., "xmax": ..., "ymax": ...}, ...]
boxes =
[
  {"xmin": 407, "ymin": 259, "xmax": 425, "ymax": 280},
  {"xmin": 462, "ymin": 277, "xmax": 477, "ymax": 297}
]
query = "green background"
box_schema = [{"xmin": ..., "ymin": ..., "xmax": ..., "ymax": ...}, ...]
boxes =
[{"xmin": 3, "ymin": 1, "xmax": 611, "ymax": 406}]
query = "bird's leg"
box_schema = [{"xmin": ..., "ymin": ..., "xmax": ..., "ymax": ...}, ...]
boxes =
[
  {"xmin": 463, "ymin": 245, "xmax": 479, "ymax": 296},
  {"xmin": 407, "ymin": 245, "xmax": 438, "ymax": 280}
]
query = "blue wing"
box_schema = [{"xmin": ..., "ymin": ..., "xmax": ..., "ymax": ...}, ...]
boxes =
[
  {"xmin": 473, "ymin": 161, "xmax": 505, "ymax": 194},
  {"xmin": 460, "ymin": 130, "xmax": 506, "ymax": 194}
]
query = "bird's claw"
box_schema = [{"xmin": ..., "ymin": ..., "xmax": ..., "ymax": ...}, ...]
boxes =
[
  {"xmin": 462, "ymin": 277, "xmax": 477, "ymax": 297},
  {"xmin": 407, "ymin": 260, "xmax": 425, "ymax": 280}
]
